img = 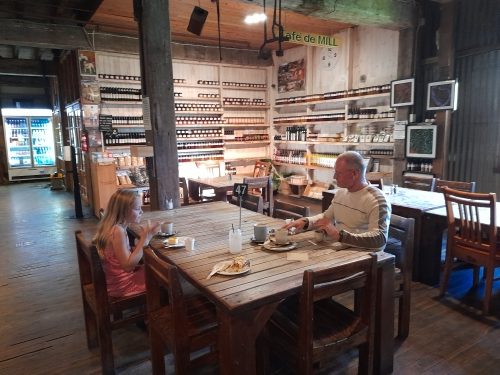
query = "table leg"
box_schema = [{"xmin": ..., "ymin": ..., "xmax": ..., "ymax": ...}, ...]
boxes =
[
  {"xmin": 188, "ymin": 181, "xmax": 200, "ymax": 201},
  {"xmin": 217, "ymin": 303, "xmax": 279, "ymax": 375},
  {"xmin": 420, "ymin": 213, "xmax": 448, "ymax": 286},
  {"xmin": 374, "ymin": 259, "xmax": 395, "ymax": 375}
]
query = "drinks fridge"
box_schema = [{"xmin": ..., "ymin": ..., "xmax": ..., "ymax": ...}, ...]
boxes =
[{"xmin": 2, "ymin": 108, "xmax": 56, "ymax": 181}]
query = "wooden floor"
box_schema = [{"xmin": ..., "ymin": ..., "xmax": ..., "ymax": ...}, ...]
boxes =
[{"xmin": 1, "ymin": 182, "xmax": 500, "ymax": 374}]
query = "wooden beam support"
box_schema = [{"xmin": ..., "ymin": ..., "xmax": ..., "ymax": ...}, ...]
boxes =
[
  {"xmin": 0, "ymin": 75, "xmax": 50, "ymax": 87},
  {"xmin": 134, "ymin": 0, "xmax": 179, "ymax": 210},
  {"xmin": 0, "ymin": 58, "xmax": 56, "ymax": 77}
]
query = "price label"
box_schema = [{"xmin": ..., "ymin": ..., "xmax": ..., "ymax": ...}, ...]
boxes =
[
  {"xmin": 233, "ymin": 183, "xmax": 248, "ymax": 197},
  {"xmin": 98, "ymin": 115, "xmax": 113, "ymax": 132}
]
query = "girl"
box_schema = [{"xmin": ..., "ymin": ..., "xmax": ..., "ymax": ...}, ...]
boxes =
[{"xmin": 93, "ymin": 189, "xmax": 159, "ymax": 297}]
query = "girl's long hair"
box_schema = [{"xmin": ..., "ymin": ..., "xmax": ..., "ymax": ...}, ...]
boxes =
[{"xmin": 93, "ymin": 189, "xmax": 138, "ymax": 258}]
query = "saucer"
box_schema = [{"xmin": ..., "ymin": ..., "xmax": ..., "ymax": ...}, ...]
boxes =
[
  {"xmin": 250, "ymin": 237, "xmax": 266, "ymax": 244},
  {"xmin": 155, "ymin": 231, "xmax": 177, "ymax": 238},
  {"xmin": 262, "ymin": 240, "xmax": 297, "ymax": 252}
]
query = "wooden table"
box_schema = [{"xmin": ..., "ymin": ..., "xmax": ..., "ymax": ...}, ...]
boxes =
[
  {"xmin": 188, "ymin": 175, "xmax": 245, "ymax": 202},
  {"xmin": 420, "ymin": 202, "xmax": 500, "ymax": 286},
  {"xmin": 146, "ymin": 201, "xmax": 395, "ymax": 375},
  {"xmin": 323, "ymin": 187, "xmax": 445, "ymax": 285}
]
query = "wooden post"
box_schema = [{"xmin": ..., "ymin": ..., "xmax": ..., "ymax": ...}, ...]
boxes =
[{"xmin": 133, "ymin": 0, "xmax": 179, "ymax": 210}]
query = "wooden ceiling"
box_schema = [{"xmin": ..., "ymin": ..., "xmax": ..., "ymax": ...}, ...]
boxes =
[{"xmin": 89, "ymin": 0, "xmax": 353, "ymax": 51}]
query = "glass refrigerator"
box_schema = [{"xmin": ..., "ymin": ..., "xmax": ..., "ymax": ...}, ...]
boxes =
[{"xmin": 2, "ymin": 108, "xmax": 56, "ymax": 181}]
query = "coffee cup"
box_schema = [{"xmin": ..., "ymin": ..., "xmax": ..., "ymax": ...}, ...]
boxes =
[
  {"xmin": 161, "ymin": 221, "xmax": 174, "ymax": 235},
  {"xmin": 274, "ymin": 228, "xmax": 289, "ymax": 245},
  {"xmin": 313, "ymin": 230, "xmax": 325, "ymax": 243},
  {"xmin": 253, "ymin": 224, "xmax": 268, "ymax": 242}
]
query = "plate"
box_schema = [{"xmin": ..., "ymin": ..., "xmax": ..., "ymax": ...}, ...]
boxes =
[
  {"xmin": 250, "ymin": 237, "xmax": 266, "ymax": 244},
  {"xmin": 262, "ymin": 240, "xmax": 297, "ymax": 252},
  {"xmin": 162, "ymin": 236, "xmax": 186, "ymax": 248},
  {"xmin": 217, "ymin": 265, "xmax": 251, "ymax": 276},
  {"xmin": 155, "ymin": 231, "xmax": 177, "ymax": 238},
  {"xmin": 268, "ymin": 235, "xmax": 292, "ymax": 246}
]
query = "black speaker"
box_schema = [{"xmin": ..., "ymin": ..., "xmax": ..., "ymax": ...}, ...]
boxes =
[{"xmin": 187, "ymin": 6, "xmax": 208, "ymax": 36}]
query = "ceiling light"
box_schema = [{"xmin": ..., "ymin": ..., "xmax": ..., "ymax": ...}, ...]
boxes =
[{"xmin": 244, "ymin": 13, "xmax": 267, "ymax": 25}]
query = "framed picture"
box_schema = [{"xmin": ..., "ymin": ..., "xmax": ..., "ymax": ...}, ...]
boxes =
[
  {"xmin": 406, "ymin": 124, "xmax": 437, "ymax": 159},
  {"xmin": 390, "ymin": 78, "xmax": 414, "ymax": 107},
  {"xmin": 78, "ymin": 50, "xmax": 97, "ymax": 77},
  {"xmin": 427, "ymin": 80, "xmax": 458, "ymax": 110}
]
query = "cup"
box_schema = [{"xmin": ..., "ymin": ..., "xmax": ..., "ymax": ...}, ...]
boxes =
[
  {"xmin": 161, "ymin": 221, "xmax": 174, "ymax": 235},
  {"xmin": 185, "ymin": 237, "xmax": 195, "ymax": 251},
  {"xmin": 253, "ymin": 224, "xmax": 268, "ymax": 242},
  {"xmin": 313, "ymin": 230, "xmax": 325, "ymax": 243},
  {"xmin": 274, "ymin": 228, "xmax": 289, "ymax": 245},
  {"xmin": 229, "ymin": 229, "xmax": 242, "ymax": 254}
]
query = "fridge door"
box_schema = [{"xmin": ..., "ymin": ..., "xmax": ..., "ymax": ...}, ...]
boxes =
[
  {"xmin": 30, "ymin": 117, "xmax": 56, "ymax": 167},
  {"xmin": 4, "ymin": 116, "xmax": 33, "ymax": 168}
]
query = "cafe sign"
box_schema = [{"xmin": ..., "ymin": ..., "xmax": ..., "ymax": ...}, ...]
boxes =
[{"xmin": 284, "ymin": 30, "xmax": 341, "ymax": 48}]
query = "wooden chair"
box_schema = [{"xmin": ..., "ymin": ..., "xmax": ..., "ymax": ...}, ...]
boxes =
[
  {"xmin": 253, "ymin": 160, "xmax": 272, "ymax": 177},
  {"xmin": 439, "ymin": 187, "xmax": 499, "ymax": 315},
  {"xmin": 272, "ymin": 199, "xmax": 310, "ymax": 220},
  {"xmin": 243, "ymin": 176, "xmax": 274, "ymax": 216},
  {"xmin": 230, "ymin": 193, "xmax": 264, "ymax": 214},
  {"xmin": 143, "ymin": 247, "xmax": 219, "ymax": 374},
  {"xmin": 265, "ymin": 255, "xmax": 377, "ymax": 375},
  {"xmin": 384, "ymin": 214, "xmax": 415, "ymax": 340},
  {"xmin": 434, "ymin": 179, "xmax": 476, "ymax": 193},
  {"xmin": 75, "ymin": 230, "xmax": 146, "ymax": 375},
  {"xmin": 178, "ymin": 177, "xmax": 189, "ymax": 205},
  {"xmin": 368, "ymin": 177, "xmax": 384, "ymax": 190},
  {"xmin": 402, "ymin": 175, "xmax": 436, "ymax": 191}
]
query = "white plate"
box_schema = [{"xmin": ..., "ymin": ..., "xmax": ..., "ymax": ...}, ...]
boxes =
[
  {"xmin": 214, "ymin": 260, "xmax": 250, "ymax": 276},
  {"xmin": 163, "ymin": 237, "xmax": 186, "ymax": 248},
  {"xmin": 262, "ymin": 240, "xmax": 297, "ymax": 252}
]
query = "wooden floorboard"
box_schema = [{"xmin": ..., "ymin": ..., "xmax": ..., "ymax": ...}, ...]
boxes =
[{"xmin": 0, "ymin": 182, "xmax": 500, "ymax": 374}]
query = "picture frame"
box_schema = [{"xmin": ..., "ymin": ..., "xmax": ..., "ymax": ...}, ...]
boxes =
[
  {"xmin": 406, "ymin": 123, "xmax": 437, "ymax": 159},
  {"xmin": 426, "ymin": 80, "xmax": 458, "ymax": 110},
  {"xmin": 390, "ymin": 78, "xmax": 415, "ymax": 107}
]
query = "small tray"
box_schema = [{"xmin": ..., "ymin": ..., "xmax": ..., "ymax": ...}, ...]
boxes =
[{"xmin": 155, "ymin": 231, "xmax": 178, "ymax": 238}]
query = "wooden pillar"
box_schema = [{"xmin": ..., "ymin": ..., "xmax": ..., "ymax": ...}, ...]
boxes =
[{"xmin": 134, "ymin": 0, "xmax": 179, "ymax": 210}]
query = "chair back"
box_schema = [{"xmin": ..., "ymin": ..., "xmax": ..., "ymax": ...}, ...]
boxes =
[
  {"xmin": 435, "ymin": 179, "xmax": 476, "ymax": 193},
  {"xmin": 298, "ymin": 255, "xmax": 377, "ymax": 374},
  {"xmin": 179, "ymin": 177, "xmax": 190, "ymax": 205},
  {"xmin": 230, "ymin": 193, "xmax": 264, "ymax": 214},
  {"xmin": 402, "ymin": 175, "xmax": 436, "ymax": 191},
  {"xmin": 368, "ymin": 177, "xmax": 384, "ymax": 190},
  {"xmin": 443, "ymin": 187, "xmax": 497, "ymax": 256},
  {"xmin": 243, "ymin": 176, "xmax": 273, "ymax": 216},
  {"xmin": 273, "ymin": 199, "xmax": 310, "ymax": 220},
  {"xmin": 385, "ymin": 214, "xmax": 415, "ymax": 339},
  {"xmin": 143, "ymin": 247, "xmax": 188, "ymax": 339},
  {"xmin": 253, "ymin": 160, "xmax": 272, "ymax": 177}
]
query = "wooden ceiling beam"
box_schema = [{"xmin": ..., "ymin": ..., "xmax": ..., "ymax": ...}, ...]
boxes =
[
  {"xmin": 0, "ymin": 74, "xmax": 49, "ymax": 87},
  {"xmin": 0, "ymin": 58, "xmax": 56, "ymax": 77}
]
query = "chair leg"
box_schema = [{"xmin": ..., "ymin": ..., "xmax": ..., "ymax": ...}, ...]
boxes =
[
  {"xmin": 150, "ymin": 330, "xmax": 166, "ymax": 375},
  {"xmin": 397, "ymin": 291, "xmax": 411, "ymax": 340},
  {"xmin": 473, "ymin": 266, "xmax": 480, "ymax": 287},
  {"xmin": 483, "ymin": 266, "xmax": 494, "ymax": 315},
  {"xmin": 357, "ymin": 341, "xmax": 373, "ymax": 375},
  {"xmin": 83, "ymin": 300, "xmax": 98, "ymax": 349},
  {"xmin": 439, "ymin": 254, "xmax": 453, "ymax": 297},
  {"xmin": 97, "ymin": 322, "xmax": 115, "ymax": 375}
]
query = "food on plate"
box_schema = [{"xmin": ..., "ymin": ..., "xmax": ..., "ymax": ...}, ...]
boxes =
[
  {"xmin": 224, "ymin": 256, "xmax": 250, "ymax": 273},
  {"xmin": 167, "ymin": 236, "xmax": 178, "ymax": 245}
]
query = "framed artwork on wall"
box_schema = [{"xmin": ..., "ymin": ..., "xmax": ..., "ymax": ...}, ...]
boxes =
[
  {"xmin": 390, "ymin": 78, "xmax": 415, "ymax": 107},
  {"xmin": 426, "ymin": 80, "xmax": 458, "ymax": 110},
  {"xmin": 406, "ymin": 123, "xmax": 437, "ymax": 159}
]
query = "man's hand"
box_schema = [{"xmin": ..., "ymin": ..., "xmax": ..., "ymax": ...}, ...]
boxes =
[
  {"xmin": 314, "ymin": 217, "xmax": 341, "ymax": 241},
  {"xmin": 283, "ymin": 218, "xmax": 308, "ymax": 232}
]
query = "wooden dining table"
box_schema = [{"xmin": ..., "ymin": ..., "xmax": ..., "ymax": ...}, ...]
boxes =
[
  {"xmin": 323, "ymin": 187, "xmax": 446, "ymax": 285},
  {"xmin": 188, "ymin": 174, "xmax": 246, "ymax": 202},
  {"xmin": 145, "ymin": 201, "xmax": 395, "ymax": 375}
]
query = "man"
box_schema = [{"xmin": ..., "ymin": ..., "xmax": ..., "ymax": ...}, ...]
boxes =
[{"xmin": 284, "ymin": 151, "xmax": 391, "ymax": 251}]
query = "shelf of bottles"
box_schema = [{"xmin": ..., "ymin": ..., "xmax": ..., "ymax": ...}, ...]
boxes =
[
  {"xmin": 346, "ymin": 106, "xmax": 395, "ymax": 121},
  {"xmin": 104, "ymin": 131, "xmax": 146, "ymax": 146},
  {"xmin": 175, "ymin": 114, "xmax": 224, "ymax": 126},
  {"xmin": 99, "ymin": 86, "xmax": 142, "ymax": 102},
  {"xmin": 273, "ymin": 149, "xmax": 307, "ymax": 166},
  {"xmin": 224, "ymin": 129, "xmax": 269, "ymax": 142},
  {"xmin": 176, "ymin": 128, "xmax": 223, "ymax": 139},
  {"xmin": 224, "ymin": 116, "xmax": 266, "ymax": 126},
  {"xmin": 174, "ymin": 103, "xmax": 222, "ymax": 112},
  {"xmin": 273, "ymin": 113, "xmax": 345, "ymax": 125},
  {"xmin": 222, "ymin": 97, "xmax": 268, "ymax": 109},
  {"xmin": 177, "ymin": 140, "xmax": 224, "ymax": 151},
  {"xmin": 222, "ymin": 81, "xmax": 267, "ymax": 89},
  {"xmin": 273, "ymin": 151, "xmax": 340, "ymax": 170},
  {"xmin": 98, "ymin": 73, "xmax": 141, "ymax": 82},
  {"xmin": 178, "ymin": 151, "xmax": 224, "ymax": 163},
  {"xmin": 274, "ymin": 85, "xmax": 391, "ymax": 107},
  {"xmin": 104, "ymin": 115, "xmax": 144, "ymax": 127}
]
